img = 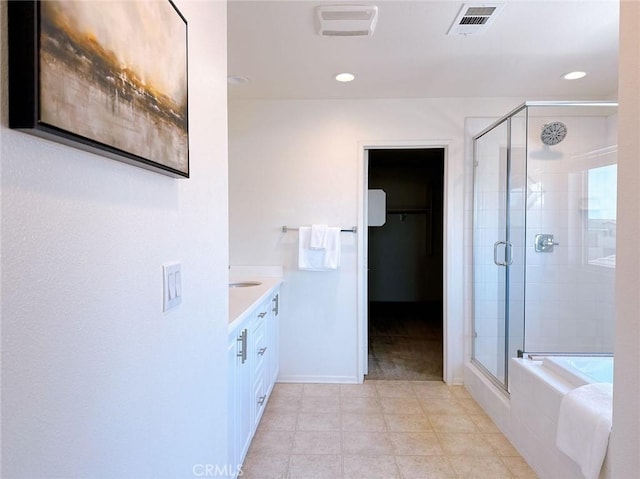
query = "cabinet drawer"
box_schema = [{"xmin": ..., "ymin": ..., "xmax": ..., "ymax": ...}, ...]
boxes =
[
  {"xmin": 252, "ymin": 371, "xmax": 266, "ymax": 428},
  {"xmin": 253, "ymin": 316, "xmax": 267, "ymax": 370},
  {"xmin": 254, "ymin": 302, "xmax": 269, "ymax": 330}
]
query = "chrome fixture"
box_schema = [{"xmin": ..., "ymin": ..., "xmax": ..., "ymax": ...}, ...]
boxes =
[
  {"xmin": 540, "ymin": 122, "xmax": 567, "ymax": 145},
  {"xmin": 282, "ymin": 225, "xmax": 357, "ymax": 233},
  {"xmin": 534, "ymin": 234, "xmax": 559, "ymax": 253},
  {"xmin": 493, "ymin": 240, "xmax": 513, "ymax": 266}
]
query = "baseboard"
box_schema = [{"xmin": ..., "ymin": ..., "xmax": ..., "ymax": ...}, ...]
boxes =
[{"xmin": 450, "ymin": 376, "xmax": 464, "ymax": 386}]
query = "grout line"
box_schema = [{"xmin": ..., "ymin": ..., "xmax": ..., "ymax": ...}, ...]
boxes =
[{"xmin": 243, "ymin": 381, "xmax": 535, "ymax": 479}]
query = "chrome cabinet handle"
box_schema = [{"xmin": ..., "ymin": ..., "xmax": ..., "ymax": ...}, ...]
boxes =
[
  {"xmin": 258, "ymin": 311, "xmax": 267, "ymax": 318},
  {"xmin": 258, "ymin": 347, "xmax": 267, "ymax": 356},
  {"xmin": 257, "ymin": 395, "xmax": 267, "ymax": 406},
  {"xmin": 236, "ymin": 329, "xmax": 248, "ymax": 364},
  {"xmin": 272, "ymin": 294, "xmax": 279, "ymax": 315}
]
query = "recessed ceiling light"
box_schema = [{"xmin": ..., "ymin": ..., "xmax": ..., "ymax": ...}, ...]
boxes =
[
  {"xmin": 335, "ymin": 72, "xmax": 355, "ymax": 83},
  {"xmin": 563, "ymin": 71, "xmax": 587, "ymax": 80},
  {"xmin": 228, "ymin": 75, "xmax": 250, "ymax": 85}
]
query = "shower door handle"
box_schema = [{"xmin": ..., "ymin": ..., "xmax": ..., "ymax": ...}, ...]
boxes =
[
  {"xmin": 505, "ymin": 241, "xmax": 513, "ymax": 265},
  {"xmin": 493, "ymin": 241, "xmax": 506, "ymax": 266},
  {"xmin": 493, "ymin": 241, "xmax": 513, "ymax": 266}
]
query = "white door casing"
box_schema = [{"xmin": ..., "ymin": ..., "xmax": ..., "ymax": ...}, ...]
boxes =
[{"xmin": 357, "ymin": 140, "xmax": 456, "ymax": 384}]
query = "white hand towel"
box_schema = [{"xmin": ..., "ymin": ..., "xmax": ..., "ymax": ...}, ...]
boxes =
[
  {"xmin": 321, "ymin": 227, "xmax": 341, "ymax": 270},
  {"xmin": 310, "ymin": 224, "xmax": 329, "ymax": 250},
  {"xmin": 298, "ymin": 226, "xmax": 341, "ymax": 271},
  {"xmin": 556, "ymin": 383, "xmax": 613, "ymax": 479}
]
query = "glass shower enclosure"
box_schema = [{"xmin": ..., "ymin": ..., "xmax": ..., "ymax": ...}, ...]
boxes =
[{"xmin": 472, "ymin": 101, "xmax": 618, "ymax": 392}]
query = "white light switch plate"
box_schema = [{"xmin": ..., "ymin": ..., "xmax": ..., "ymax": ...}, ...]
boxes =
[{"xmin": 163, "ymin": 263, "xmax": 182, "ymax": 312}]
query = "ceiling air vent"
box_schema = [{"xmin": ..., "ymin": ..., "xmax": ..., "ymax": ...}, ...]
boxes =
[
  {"xmin": 447, "ymin": 3, "xmax": 504, "ymax": 35},
  {"xmin": 315, "ymin": 5, "xmax": 379, "ymax": 37}
]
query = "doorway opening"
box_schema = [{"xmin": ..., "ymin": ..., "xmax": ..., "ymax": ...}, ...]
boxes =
[{"xmin": 366, "ymin": 148, "xmax": 445, "ymax": 380}]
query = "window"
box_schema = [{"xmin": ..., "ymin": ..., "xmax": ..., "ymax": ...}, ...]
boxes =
[{"xmin": 585, "ymin": 163, "xmax": 616, "ymax": 268}]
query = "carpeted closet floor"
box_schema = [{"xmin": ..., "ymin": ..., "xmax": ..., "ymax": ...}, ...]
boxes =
[{"xmin": 367, "ymin": 302, "xmax": 443, "ymax": 381}]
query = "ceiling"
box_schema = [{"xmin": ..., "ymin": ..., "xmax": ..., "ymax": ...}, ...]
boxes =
[{"xmin": 227, "ymin": 1, "xmax": 619, "ymax": 101}]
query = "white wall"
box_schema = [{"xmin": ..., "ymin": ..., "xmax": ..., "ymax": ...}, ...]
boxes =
[
  {"xmin": 0, "ymin": 1, "xmax": 229, "ymax": 477},
  {"xmin": 228, "ymin": 97, "xmax": 524, "ymax": 384},
  {"xmin": 612, "ymin": 1, "xmax": 640, "ymax": 476}
]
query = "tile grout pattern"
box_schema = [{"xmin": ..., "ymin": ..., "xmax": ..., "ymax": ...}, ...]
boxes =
[{"xmin": 241, "ymin": 380, "xmax": 538, "ymax": 479}]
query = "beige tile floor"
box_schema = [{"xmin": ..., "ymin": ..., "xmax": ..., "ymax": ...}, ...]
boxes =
[{"xmin": 241, "ymin": 380, "xmax": 538, "ymax": 479}]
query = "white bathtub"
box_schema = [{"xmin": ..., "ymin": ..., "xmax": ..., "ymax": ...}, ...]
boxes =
[
  {"xmin": 542, "ymin": 356, "xmax": 614, "ymax": 386},
  {"xmin": 465, "ymin": 356, "xmax": 613, "ymax": 479}
]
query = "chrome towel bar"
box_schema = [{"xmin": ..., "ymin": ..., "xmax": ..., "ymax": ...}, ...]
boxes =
[{"xmin": 282, "ymin": 225, "xmax": 357, "ymax": 233}]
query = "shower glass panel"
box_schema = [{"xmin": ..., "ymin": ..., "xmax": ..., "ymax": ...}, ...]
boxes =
[
  {"xmin": 508, "ymin": 111, "xmax": 527, "ymax": 366},
  {"xmin": 472, "ymin": 101, "xmax": 617, "ymax": 393},
  {"xmin": 473, "ymin": 119, "xmax": 509, "ymax": 384},
  {"xmin": 472, "ymin": 112, "xmax": 526, "ymax": 390},
  {"xmin": 524, "ymin": 104, "xmax": 617, "ymax": 354}
]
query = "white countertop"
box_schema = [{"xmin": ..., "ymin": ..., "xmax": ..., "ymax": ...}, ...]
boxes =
[{"xmin": 228, "ymin": 276, "xmax": 283, "ymax": 331}]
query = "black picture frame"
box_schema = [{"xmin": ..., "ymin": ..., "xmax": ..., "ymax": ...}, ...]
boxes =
[{"xmin": 8, "ymin": 0, "xmax": 189, "ymax": 178}]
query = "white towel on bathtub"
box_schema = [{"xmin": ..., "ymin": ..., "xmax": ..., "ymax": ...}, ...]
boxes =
[
  {"xmin": 556, "ymin": 383, "xmax": 613, "ymax": 479},
  {"xmin": 298, "ymin": 226, "xmax": 341, "ymax": 271}
]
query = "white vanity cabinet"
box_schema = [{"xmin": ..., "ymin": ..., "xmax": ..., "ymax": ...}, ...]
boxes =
[{"xmin": 228, "ymin": 281, "xmax": 280, "ymax": 477}]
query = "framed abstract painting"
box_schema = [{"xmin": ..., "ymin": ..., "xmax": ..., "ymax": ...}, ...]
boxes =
[{"xmin": 8, "ymin": 0, "xmax": 189, "ymax": 178}]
